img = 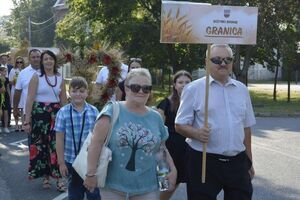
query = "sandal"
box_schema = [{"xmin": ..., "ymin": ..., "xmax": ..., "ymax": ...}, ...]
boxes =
[
  {"xmin": 43, "ymin": 177, "xmax": 51, "ymax": 189},
  {"xmin": 56, "ymin": 179, "xmax": 67, "ymax": 192}
]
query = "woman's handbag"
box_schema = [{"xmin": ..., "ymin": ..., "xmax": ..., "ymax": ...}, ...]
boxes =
[{"xmin": 72, "ymin": 101, "xmax": 119, "ymax": 188}]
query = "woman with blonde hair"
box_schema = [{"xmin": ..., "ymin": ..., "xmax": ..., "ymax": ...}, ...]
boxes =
[
  {"xmin": 9, "ymin": 56, "xmax": 25, "ymax": 131},
  {"xmin": 84, "ymin": 68, "xmax": 177, "ymax": 199}
]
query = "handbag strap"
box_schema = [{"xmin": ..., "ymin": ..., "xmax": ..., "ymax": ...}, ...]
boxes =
[{"xmin": 103, "ymin": 101, "xmax": 120, "ymax": 147}]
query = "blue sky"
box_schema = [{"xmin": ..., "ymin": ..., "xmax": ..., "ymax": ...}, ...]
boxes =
[{"xmin": 0, "ymin": 0, "xmax": 13, "ymax": 16}]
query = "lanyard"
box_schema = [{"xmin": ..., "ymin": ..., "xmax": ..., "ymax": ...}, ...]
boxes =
[{"xmin": 70, "ymin": 106, "xmax": 86, "ymax": 156}]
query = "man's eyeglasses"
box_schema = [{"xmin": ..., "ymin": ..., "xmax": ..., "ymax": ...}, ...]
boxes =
[
  {"xmin": 130, "ymin": 58, "xmax": 142, "ymax": 62},
  {"xmin": 210, "ymin": 57, "xmax": 233, "ymax": 65},
  {"xmin": 16, "ymin": 61, "xmax": 23, "ymax": 64},
  {"xmin": 126, "ymin": 84, "xmax": 152, "ymax": 94}
]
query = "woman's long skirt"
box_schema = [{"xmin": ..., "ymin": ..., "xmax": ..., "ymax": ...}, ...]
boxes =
[{"xmin": 28, "ymin": 102, "xmax": 61, "ymax": 179}]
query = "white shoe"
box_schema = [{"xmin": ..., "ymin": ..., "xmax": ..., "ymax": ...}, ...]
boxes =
[{"xmin": 3, "ymin": 128, "xmax": 10, "ymax": 133}]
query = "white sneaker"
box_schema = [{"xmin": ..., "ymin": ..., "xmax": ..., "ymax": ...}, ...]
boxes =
[{"xmin": 3, "ymin": 128, "xmax": 10, "ymax": 133}]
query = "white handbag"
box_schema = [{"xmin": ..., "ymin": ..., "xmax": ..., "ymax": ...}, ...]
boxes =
[{"xmin": 72, "ymin": 101, "xmax": 119, "ymax": 188}]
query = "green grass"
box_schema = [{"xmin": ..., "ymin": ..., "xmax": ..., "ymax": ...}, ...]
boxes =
[
  {"xmin": 151, "ymin": 83, "xmax": 300, "ymax": 116},
  {"xmin": 249, "ymin": 89, "xmax": 300, "ymax": 116},
  {"xmin": 151, "ymin": 85, "xmax": 170, "ymax": 106}
]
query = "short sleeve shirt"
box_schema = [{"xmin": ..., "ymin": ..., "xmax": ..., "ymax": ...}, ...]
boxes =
[
  {"xmin": 95, "ymin": 63, "xmax": 128, "ymax": 84},
  {"xmin": 15, "ymin": 65, "xmax": 39, "ymax": 108},
  {"xmin": 100, "ymin": 103, "xmax": 168, "ymax": 195},
  {"xmin": 175, "ymin": 76, "xmax": 256, "ymax": 156},
  {"xmin": 54, "ymin": 103, "xmax": 99, "ymax": 163}
]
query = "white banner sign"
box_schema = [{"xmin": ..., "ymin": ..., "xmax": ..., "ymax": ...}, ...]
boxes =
[{"xmin": 160, "ymin": 1, "xmax": 258, "ymax": 44}]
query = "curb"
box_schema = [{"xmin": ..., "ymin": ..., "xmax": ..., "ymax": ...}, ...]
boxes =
[{"xmin": 255, "ymin": 112, "xmax": 300, "ymax": 117}]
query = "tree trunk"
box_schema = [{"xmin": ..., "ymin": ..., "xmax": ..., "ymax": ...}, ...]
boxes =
[
  {"xmin": 273, "ymin": 52, "xmax": 281, "ymax": 101},
  {"xmin": 236, "ymin": 74, "xmax": 248, "ymax": 85},
  {"xmin": 126, "ymin": 146, "xmax": 137, "ymax": 171},
  {"xmin": 233, "ymin": 45, "xmax": 253, "ymax": 86},
  {"xmin": 161, "ymin": 69, "xmax": 165, "ymax": 89},
  {"xmin": 233, "ymin": 45, "xmax": 241, "ymax": 80},
  {"xmin": 273, "ymin": 64, "xmax": 279, "ymax": 101},
  {"xmin": 287, "ymin": 66, "xmax": 291, "ymax": 102}
]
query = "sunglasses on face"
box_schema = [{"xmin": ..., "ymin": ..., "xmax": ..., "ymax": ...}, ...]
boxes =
[
  {"xmin": 210, "ymin": 57, "xmax": 233, "ymax": 65},
  {"xmin": 130, "ymin": 58, "xmax": 142, "ymax": 62},
  {"xmin": 126, "ymin": 84, "xmax": 152, "ymax": 94},
  {"xmin": 16, "ymin": 61, "xmax": 23, "ymax": 64}
]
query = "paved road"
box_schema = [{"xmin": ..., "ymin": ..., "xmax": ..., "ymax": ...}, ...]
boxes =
[
  {"xmin": 171, "ymin": 117, "xmax": 300, "ymax": 200},
  {"xmin": 1, "ymin": 117, "xmax": 300, "ymax": 200}
]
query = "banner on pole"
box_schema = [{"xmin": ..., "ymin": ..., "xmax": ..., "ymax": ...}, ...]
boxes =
[{"xmin": 160, "ymin": 1, "xmax": 258, "ymax": 44}]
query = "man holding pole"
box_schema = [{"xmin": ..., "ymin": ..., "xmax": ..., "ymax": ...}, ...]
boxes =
[{"xmin": 175, "ymin": 44, "xmax": 255, "ymax": 200}]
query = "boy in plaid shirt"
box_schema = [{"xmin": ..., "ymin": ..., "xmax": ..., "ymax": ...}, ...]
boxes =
[{"xmin": 55, "ymin": 76, "xmax": 100, "ymax": 200}]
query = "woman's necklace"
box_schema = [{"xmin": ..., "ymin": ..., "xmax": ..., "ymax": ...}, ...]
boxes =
[{"xmin": 45, "ymin": 74, "xmax": 57, "ymax": 87}]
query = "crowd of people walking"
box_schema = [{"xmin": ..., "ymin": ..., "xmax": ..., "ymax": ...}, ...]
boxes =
[{"xmin": 0, "ymin": 43, "xmax": 255, "ymax": 200}]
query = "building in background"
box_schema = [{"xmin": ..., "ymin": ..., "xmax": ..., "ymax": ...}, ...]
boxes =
[{"xmin": 53, "ymin": 0, "xmax": 68, "ymax": 21}]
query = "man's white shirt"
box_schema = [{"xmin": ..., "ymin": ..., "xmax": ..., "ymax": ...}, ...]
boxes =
[
  {"xmin": 15, "ymin": 65, "xmax": 39, "ymax": 109},
  {"xmin": 175, "ymin": 76, "xmax": 256, "ymax": 156},
  {"xmin": 95, "ymin": 63, "xmax": 128, "ymax": 84},
  {"xmin": 95, "ymin": 63, "xmax": 128, "ymax": 101}
]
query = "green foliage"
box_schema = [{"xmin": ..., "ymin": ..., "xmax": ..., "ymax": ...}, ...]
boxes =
[
  {"xmin": 250, "ymin": 89, "xmax": 300, "ymax": 115},
  {"xmin": 151, "ymin": 85, "xmax": 170, "ymax": 106},
  {"xmin": 253, "ymin": 0, "xmax": 300, "ymax": 71},
  {"xmin": 55, "ymin": 0, "xmax": 300, "ymax": 81},
  {"xmin": 55, "ymin": 0, "xmax": 207, "ymax": 73},
  {"xmin": 6, "ymin": 0, "xmax": 56, "ymax": 47},
  {"xmin": 0, "ymin": 42, "xmax": 10, "ymax": 54},
  {"xmin": 151, "ymin": 83, "xmax": 300, "ymax": 115}
]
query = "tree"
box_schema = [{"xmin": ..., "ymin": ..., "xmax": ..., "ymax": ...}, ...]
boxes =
[
  {"xmin": 252, "ymin": 0, "xmax": 300, "ymax": 101},
  {"xmin": 56, "ymin": 0, "xmax": 207, "ymax": 73},
  {"xmin": 0, "ymin": 16, "xmax": 18, "ymax": 51},
  {"xmin": 5, "ymin": 0, "xmax": 57, "ymax": 47},
  {"xmin": 56, "ymin": 0, "xmax": 300, "ymax": 93},
  {"xmin": 118, "ymin": 122, "xmax": 158, "ymax": 171}
]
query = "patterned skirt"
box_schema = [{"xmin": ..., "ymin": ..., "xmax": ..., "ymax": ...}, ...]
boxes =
[{"xmin": 28, "ymin": 102, "xmax": 61, "ymax": 179}]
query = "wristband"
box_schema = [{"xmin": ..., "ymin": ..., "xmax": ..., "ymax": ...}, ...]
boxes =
[{"xmin": 85, "ymin": 173, "xmax": 96, "ymax": 177}]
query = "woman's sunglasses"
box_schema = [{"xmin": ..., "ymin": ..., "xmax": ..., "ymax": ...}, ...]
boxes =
[
  {"xmin": 16, "ymin": 61, "xmax": 23, "ymax": 64},
  {"xmin": 210, "ymin": 57, "xmax": 233, "ymax": 65},
  {"xmin": 126, "ymin": 84, "xmax": 152, "ymax": 94},
  {"xmin": 130, "ymin": 58, "xmax": 142, "ymax": 62}
]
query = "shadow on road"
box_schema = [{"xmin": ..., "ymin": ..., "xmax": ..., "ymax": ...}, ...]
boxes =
[{"xmin": 253, "ymin": 176, "xmax": 300, "ymax": 200}]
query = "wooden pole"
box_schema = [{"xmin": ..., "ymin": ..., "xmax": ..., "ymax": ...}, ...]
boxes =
[{"xmin": 202, "ymin": 44, "xmax": 211, "ymax": 183}]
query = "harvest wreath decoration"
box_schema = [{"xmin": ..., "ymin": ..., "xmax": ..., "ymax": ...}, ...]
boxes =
[{"xmin": 58, "ymin": 43, "xmax": 123, "ymax": 109}]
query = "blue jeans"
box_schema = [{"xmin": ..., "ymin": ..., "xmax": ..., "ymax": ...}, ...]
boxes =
[{"xmin": 66, "ymin": 162, "xmax": 101, "ymax": 200}]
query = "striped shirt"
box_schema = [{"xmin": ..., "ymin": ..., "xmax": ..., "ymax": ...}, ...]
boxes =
[{"xmin": 55, "ymin": 102, "xmax": 99, "ymax": 163}]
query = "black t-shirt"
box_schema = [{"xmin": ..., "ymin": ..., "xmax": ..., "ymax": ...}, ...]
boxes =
[{"xmin": 157, "ymin": 98, "xmax": 176, "ymax": 133}]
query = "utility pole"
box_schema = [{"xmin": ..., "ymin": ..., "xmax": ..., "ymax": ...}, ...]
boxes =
[{"xmin": 28, "ymin": 17, "xmax": 31, "ymax": 47}]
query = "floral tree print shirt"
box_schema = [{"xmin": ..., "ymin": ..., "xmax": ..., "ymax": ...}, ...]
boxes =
[{"xmin": 99, "ymin": 103, "xmax": 168, "ymax": 195}]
